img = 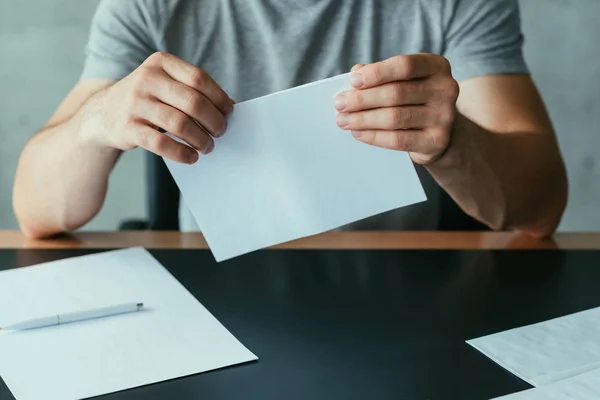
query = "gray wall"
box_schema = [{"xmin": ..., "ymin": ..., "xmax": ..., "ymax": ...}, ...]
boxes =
[
  {"xmin": 520, "ymin": 1, "xmax": 600, "ymax": 231},
  {"xmin": 0, "ymin": 0, "xmax": 146, "ymax": 231},
  {"xmin": 0, "ymin": 0, "xmax": 598, "ymax": 232}
]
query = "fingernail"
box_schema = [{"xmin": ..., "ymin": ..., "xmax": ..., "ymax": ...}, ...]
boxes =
[
  {"xmin": 351, "ymin": 130, "xmax": 362, "ymax": 138},
  {"xmin": 350, "ymin": 72, "xmax": 364, "ymax": 88},
  {"xmin": 203, "ymin": 141, "xmax": 214, "ymax": 154},
  {"xmin": 351, "ymin": 64, "xmax": 365, "ymax": 72},
  {"xmin": 188, "ymin": 151, "xmax": 199, "ymax": 164},
  {"xmin": 334, "ymin": 94, "xmax": 347, "ymax": 111},
  {"xmin": 224, "ymin": 104, "xmax": 234, "ymax": 116},
  {"xmin": 336, "ymin": 113, "xmax": 350, "ymax": 129}
]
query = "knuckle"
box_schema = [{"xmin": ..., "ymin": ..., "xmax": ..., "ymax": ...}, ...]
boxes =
[
  {"xmin": 390, "ymin": 133, "xmax": 412, "ymax": 151},
  {"xmin": 438, "ymin": 105, "xmax": 456, "ymax": 126},
  {"xmin": 125, "ymin": 114, "xmax": 138, "ymax": 129},
  {"xmin": 135, "ymin": 129, "xmax": 169, "ymax": 155},
  {"xmin": 439, "ymin": 56, "xmax": 452, "ymax": 73},
  {"xmin": 207, "ymin": 114, "xmax": 227, "ymax": 136},
  {"xmin": 429, "ymin": 127, "xmax": 449, "ymax": 151},
  {"xmin": 169, "ymin": 112, "xmax": 189, "ymax": 133},
  {"xmin": 353, "ymin": 112, "xmax": 365, "ymax": 129},
  {"xmin": 133, "ymin": 66, "xmax": 155, "ymax": 87},
  {"xmin": 390, "ymin": 83, "xmax": 405, "ymax": 103},
  {"xmin": 395, "ymin": 55, "xmax": 414, "ymax": 78},
  {"xmin": 390, "ymin": 107, "xmax": 410, "ymax": 127},
  {"xmin": 184, "ymin": 91, "xmax": 204, "ymax": 112},
  {"xmin": 445, "ymin": 78, "xmax": 460, "ymax": 101},
  {"xmin": 157, "ymin": 106, "xmax": 187, "ymax": 133},
  {"xmin": 369, "ymin": 66, "xmax": 383, "ymax": 84},
  {"xmin": 128, "ymin": 86, "xmax": 143, "ymax": 103},
  {"xmin": 389, "ymin": 134, "xmax": 403, "ymax": 151},
  {"xmin": 190, "ymin": 68, "xmax": 208, "ymax": 88},
  {"xmin": 150, "ymin": 133, "xmax": 170, "ymax": 154},
  {"xmin": 351, "ymin": 91, "xmax": 365, "ymax": 109},
  {"xmin": 389, "ymin": 108, "xmax": 402, "ymax": 127},
  {"xmin": 146, "ymin": 51, "xmax": 166, "ymax": 65}
]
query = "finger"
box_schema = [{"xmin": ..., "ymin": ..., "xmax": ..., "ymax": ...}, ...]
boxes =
[
  {"xmin": 134, "ymin": 125, "xmax": 200, "ymax": 164},
  {"xmin": 135, "ymin": 99, "xmax": 214, "ymax": 154},
  {"xmin": 336, "ymin": 106, "xmax": 436, "ymax": 131},
  {"xmin": 148, "ymin": 52, "xmax": 233, "ymax": 114},
  {"xmin": 350, "ymin": 54, "xmax": 450, "ymax": 89},
  {"xmin": 351, "ymin": 64, "xmax": 365, "ymax": 72},
  {"xmin": 349, "ymin": 129, "xmax": 427, "ymax": 153},
  {"xmin": 151, "ymin": 71, "xmax": 228, "ymax": 137},
  {"xmin": 334, "ymin": 80, "xmax": 429, "ymax": 112}
]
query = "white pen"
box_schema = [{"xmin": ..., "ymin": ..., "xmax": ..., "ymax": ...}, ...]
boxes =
[{"xmin": 0, "ymin": 302, "xmax": 144, "ymax": 332}]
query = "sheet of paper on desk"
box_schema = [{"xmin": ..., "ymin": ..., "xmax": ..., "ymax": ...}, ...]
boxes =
[
  {"xmin": 491, "ymin": 368, "xmax": 600, "ymax": 400},
  {"xmin": 467, "ymin": 306, "xmax": 600, "ymax": 387},
  {"xmin": 0, "ymin": 248, "xmax": 257, "ymax": 400},
  {"xmin": 163, "ymin": 72, "xmax": 427, "ymax": 261}
]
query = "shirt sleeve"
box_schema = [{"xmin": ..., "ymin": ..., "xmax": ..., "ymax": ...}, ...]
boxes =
[
  {"xmin": 442, "ymin": 0, "xmax": 529, "ymax": 82},
  {"xmin": 80, "ymin": 0, "xmax": 157, "ymax": 80}
]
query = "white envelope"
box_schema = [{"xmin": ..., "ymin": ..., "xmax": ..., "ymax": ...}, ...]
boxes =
[{"xmin": 164, "ymin": 73, "xmax": 427, "ymax": 261}]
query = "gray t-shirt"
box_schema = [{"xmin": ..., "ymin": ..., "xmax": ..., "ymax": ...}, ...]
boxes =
[{"xmin": 81, "ymin": 0, "xmax": 528, "ymax": 232}]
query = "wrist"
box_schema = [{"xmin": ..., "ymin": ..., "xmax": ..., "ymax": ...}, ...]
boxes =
[
  {"xmin": 71, "ymin": 94, "xmax": 119, "ymax": 157},
  {"xmin": 426, "ymin": 112, "xmax": 470, "ymax": 170}
]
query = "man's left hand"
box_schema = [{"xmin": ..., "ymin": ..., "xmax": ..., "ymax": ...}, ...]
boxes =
[{"xmin": 334, "ymin": 53, "xmax": 460, "ymax": 164}]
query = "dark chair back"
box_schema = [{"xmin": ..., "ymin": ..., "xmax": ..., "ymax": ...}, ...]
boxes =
[
  {"xmin": 146, "ymin": 152, "xmax": 180, "ymax": 230},
  {"xmin": 437, "ymin": 189, "xmax": 489, "ymax": 231}
]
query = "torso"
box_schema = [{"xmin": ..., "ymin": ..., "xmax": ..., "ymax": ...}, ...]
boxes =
[{"xmin": 147, "ymin": 0, "xmax": 450, "ymax": 230}]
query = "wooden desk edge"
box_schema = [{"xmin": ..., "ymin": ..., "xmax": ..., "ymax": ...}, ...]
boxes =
[{"xmin": 1, "ymin": 230, "xmax": 599, "ymax": 250}]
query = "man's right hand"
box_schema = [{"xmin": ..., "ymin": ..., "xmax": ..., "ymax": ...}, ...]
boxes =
[{"xmin": 79, "ymin": 52, "xmax": 234, "ymax": 164}]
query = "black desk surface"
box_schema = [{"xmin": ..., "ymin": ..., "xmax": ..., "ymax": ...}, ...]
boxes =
[{"xmin": 0, "ymin": 248, "xmax": 597, "ymax": 400}]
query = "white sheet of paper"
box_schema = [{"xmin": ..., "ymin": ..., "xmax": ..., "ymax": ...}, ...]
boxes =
[
  {"xmin": 164, "ymin": 73, "xmax": 427, "ymax": 261},
  {"xmin": 0, "ymin": 248, "xmax": 257, "ymax": 400},
  {"xmin": 491, "ymin": 368, "xmax": 600, "ymax": 400},
  {"xmin": 467, "ymin": 307, "xmax": 600, "ymax": 387}
]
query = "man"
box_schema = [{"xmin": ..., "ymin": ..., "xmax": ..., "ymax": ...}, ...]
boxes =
[{"xmin": 13, "ymin": 0, "xmax": 567, "ymax": 239}]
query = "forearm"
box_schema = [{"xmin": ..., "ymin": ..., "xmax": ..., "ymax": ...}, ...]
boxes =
[
  {"xmin": 426, "ymin": 113, "xmax": 568, "ymax": 237},
  {"xmin": 13, "ymin": 114, "xmax": 120, "ymax": 239}
]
